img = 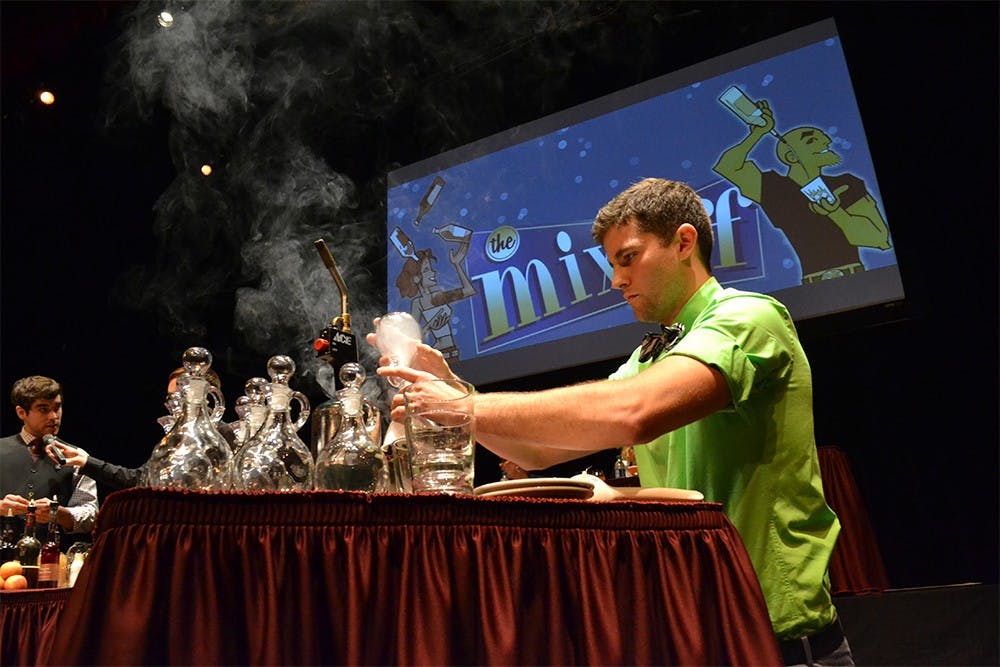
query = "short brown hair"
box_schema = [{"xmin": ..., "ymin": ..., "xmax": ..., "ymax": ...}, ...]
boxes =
[
  {"xmin": 11, "ymin": 376, "xmax": 62, "ymax": 411},
  {"xmin": 592, "ymin": 178, "xmax": 714, "ymax": 268}
]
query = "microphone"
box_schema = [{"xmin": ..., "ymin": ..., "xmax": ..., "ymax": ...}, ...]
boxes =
[{"xmin": 41, "ymin": 435, "xmax": 68, "ymax": 467}]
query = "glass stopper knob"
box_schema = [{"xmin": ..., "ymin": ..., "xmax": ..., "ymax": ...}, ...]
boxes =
[
  {"xmin": 267, "ymin": 355, "xmax": 295, "ymax": 384},
  {"xmin": 182, "ymin": 347, "xmax": 212, "ymax": 376},
  {"xmin": 339, "ymin": 362, "xmax": 365, "ymax": 389},
  {"xmin": 244, "ymin": 377, "xmax": 268, "ymax": 403}
]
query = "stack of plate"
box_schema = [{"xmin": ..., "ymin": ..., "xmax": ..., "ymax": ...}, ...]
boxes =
[{"xmin": 473, "ymin": 477, "xmax": 595, "ymax": 499}]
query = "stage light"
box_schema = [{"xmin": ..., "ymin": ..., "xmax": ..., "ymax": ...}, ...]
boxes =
[
  {"xmin": 39, "ymin": 90, "xmax": 55, "ymax": 105},
  {"xmin": 201, "ymin": 164, "xmax": 213, "ymax": 176},
  {"xmin": 157, "ymin": 11, "xmax": 174, "ymax": 28}
]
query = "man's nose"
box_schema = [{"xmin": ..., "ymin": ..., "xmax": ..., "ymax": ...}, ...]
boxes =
[{"xmin": 612, "ymin": 268, "xmax": 628, "ymax": 290}]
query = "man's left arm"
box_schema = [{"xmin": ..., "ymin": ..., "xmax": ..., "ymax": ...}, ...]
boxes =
[
  {"xmin": 59, "ymin": 472, "xmax": 98, "ymax": 534},
  {"xmin": 812, "ymin": 187, "xmax": 891, "ymax": 250}
]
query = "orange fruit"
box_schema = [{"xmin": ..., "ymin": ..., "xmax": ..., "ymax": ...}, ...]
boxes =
[
  {"xmin": 0, "ymin": 561, "xmax": 21, "ymax": 579},
  {"xmin": 4, "ymin": 574, "xmax": 28, "ymax": 590}
]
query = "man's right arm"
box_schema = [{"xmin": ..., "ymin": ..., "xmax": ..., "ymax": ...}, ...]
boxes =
[
  {"xmin": 381, "ymin": 353, "xmax": 731, "ymax": 471},
  {"xmin": 81, "ymin": 457, "xmax": 145, "ymax": 490},
  {"xmin": 712, "ymin": 101, "xmax": 775, "ymax": 204}
]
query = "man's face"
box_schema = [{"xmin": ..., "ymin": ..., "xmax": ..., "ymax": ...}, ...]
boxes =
[
  {"xmin": 15, "ymin": 396, "xmax": 62, "ymax": 438},
  {"xmin": 603, "ymin": 219, "xmax": 686, "ymax": 325},
  {"xmin": 784, "ymin": 128, "xmax": 840, "ymax": 169}
]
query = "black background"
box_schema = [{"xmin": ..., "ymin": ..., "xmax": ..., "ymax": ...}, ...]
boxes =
[{"xmin": 2, "ymin": 1, "xmax": 996, "ymax": 589}]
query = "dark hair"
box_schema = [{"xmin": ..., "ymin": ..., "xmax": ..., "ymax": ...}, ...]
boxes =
[
  {"xmin": 591, "ymin": 178, "xmax": 714, "ymax": 268},
  {"xmin": 395, "ymin": 248, "xmax": 437, "ymax": 299},
  {"xmin": 10, "ymin": 376, "xmax": 62, "ymax": 411}
]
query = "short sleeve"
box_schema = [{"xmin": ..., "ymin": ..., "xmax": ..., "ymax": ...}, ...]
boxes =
[{"xmin": 667, "ymin": 294, "xmax": 796, "ymax": 413}]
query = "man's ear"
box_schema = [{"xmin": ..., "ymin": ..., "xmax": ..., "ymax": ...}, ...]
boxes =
[
  {"xmin": 14, "ymin": 405, "xmax": 27, "ymax": 422},
  {"xmin": 675, "ymin": 223, "xmax": 699, "ymax": 260}
]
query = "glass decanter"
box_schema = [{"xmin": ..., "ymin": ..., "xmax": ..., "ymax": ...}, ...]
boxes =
[
  {"xmin": 144, "ymin": 347, "xmax": 234, "ymax": 491},
  {"xmin": 233, "ymin": 356, "xmax": 313, "ymax": 492},
  {"xmin": 315, "ymin": 363, "xmax": 386, "ymax": 492},
  {"xmin": 231, "ymin": 376, "xmax": 269, "ymax": 453}
]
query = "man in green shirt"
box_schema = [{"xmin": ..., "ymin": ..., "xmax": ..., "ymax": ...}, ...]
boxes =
[{"xmin": 379, "ymin": 178, "xmax": 852, "ymax": 665}]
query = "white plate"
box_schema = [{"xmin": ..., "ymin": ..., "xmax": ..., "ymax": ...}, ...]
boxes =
[
  {"xmin": 474, "ymin": 477, "xmax": 594, "ymax": 496},
  {"xmin": 476, "ymin": 484, "xmax": 595, "ymax": 499}
]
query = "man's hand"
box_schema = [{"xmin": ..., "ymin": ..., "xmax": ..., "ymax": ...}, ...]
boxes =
[
  {"xmin": 808, "ymin": 184, "xmax": 850, "ymax": 216},
  {"xmin": 33, "ymin": 497, "xmax": 53, "ymax": 523},
  {"xmin": 0, "ymin": 494, "xmax": 30, "ymax": 517},
  {"xmin": 366, "ymin": 323, "xmax": 458, "ymax": 382},
  {"xmin": 750, "ymin": 100, "xmax": 775, "ymax": 135},
  {"xmin": 47, "ymin": 440, "xmax": 88, "ymax": 468}
]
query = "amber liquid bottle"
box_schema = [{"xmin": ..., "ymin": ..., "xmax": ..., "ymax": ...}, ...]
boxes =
[
  {"xmin": 413, "ymin": 176, "xmax": 446, "ymax": 226},
  {"xmin": 16, "ymin": 502, "xmax": 41, "ymax": 587},
  {"xmin": 38, "ymin": 498, "xmax": 62, "ymax": 588}
]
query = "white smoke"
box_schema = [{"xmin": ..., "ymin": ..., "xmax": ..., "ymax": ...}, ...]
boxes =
[{"xmin": 105, "ymin": 0, "xmax": 678, "ymax": 409}]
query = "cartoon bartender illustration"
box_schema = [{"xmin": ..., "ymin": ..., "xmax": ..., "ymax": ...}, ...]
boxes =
[
  {"xmin": 390, "ymin": 226, "xmax": 476, "ymax": 361},
  {"xmin": 713, "ymin": 88, "xmax": 891, "ymax": 283}
]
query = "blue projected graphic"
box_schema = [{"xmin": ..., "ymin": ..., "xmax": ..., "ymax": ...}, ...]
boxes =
[{"xmin": 386, "ymin": 22, "xmax": 902, "ymax": 382}]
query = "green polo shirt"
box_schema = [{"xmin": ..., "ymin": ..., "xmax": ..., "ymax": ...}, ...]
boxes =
[{"xmin": 609, "ymin": 277, "xmax": 839, "ymax": 640}]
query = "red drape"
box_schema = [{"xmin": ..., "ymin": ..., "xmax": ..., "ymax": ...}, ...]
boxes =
[
  {"xmin": 818, "ymin": 446, "xmax": 891, "ymax": 595},
  {"xmin": 46, "ymin": 488, "xmax": 781, "ymax": 666},
  {"xmin": 0, "ymin": 587, "xmax": 72, "ymax": 667}
]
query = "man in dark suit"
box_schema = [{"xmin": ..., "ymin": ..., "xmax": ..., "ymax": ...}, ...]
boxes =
[{"xmin": 0, "ymin": 375, "xmax": 98, "ymax": 545}]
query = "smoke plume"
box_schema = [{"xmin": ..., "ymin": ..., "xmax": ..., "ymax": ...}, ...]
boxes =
[{"xmin": 104, "ymin": 0, "xmax": 692, "ymax": 409}]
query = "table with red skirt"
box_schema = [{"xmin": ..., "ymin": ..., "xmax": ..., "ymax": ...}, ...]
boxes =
[{"xmin": 5, "ymin": 487, "xmax": 781, "ymax": 665}]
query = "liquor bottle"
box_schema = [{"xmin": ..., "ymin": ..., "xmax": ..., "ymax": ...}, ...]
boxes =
[
  {"xmin": 38, "ymin": 496, "xmax": 62, "ymax": 588},
  {"xmin": 0, "ymin": 509, "xmax": 18, "ymax": 563},
  {"xmin": 432, "ymin": 223, "xmax": 473, "ymax": 244},
  {"xmin": 315, "ymin": 363, "xmax": 385, "ymax": 492},
  {"xmin": 413, "ymin": 176, "xmax": 446, "ymax": 227},
  {"xmin": 389, "ymin": 226, "xmax": 419, "ymax": 261},
  {"xmin": 16, "ymin": 501, "xmax": 41, "ymax": 587}
]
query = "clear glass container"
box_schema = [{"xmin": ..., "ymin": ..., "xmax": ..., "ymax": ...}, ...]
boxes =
[
  {"xmin": 314, "ymin": 363, "xmax": 386, "ymax": 492},
  {"xmin": 143, "ymin": 347, "xmax": 234, "ymax": 491},
  {"xmin": 233, "ymin": 357, "xmax": 314, "ymax": 492}
]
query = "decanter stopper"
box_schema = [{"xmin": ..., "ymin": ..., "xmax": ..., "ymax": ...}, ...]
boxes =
[
  {"xmin": 182, "ymin": 346, "xmax": 212, "ymax": 377},
  {"xmin": 336, "ymin": 362, "xmax": 366, "ymax": 416},
  {"xmin": 267, "ymin": 355, "xmax": 295, "ymax": 385}
]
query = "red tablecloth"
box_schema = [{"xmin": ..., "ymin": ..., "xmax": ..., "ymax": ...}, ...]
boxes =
[
  {"xmin": 0, "ymin": 587, "xmax": 72, "ymax": 667},
  {"xmin": 46, "ymin": 488, "xmax": 781, "ymax": 665},
  {"xmin": 818, "ymin": 446, "xmax": 891, "ymax": 595}
]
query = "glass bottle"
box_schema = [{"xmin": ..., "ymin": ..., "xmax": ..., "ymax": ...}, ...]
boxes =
[
  {"xmin": 37, "ymin": 496, "xmax": 62, "ymax": 588},
  {"xmin": 66, "ymin": 542, "xmax": 91, "ymax": 587},
  {"xmin": 0, "ymin": 509, "xmax": 18, "ymax": 564},
  {"xmin": 234, "ymin": 357, "xmax": 313, "ymax": 492},
  {"xmin": 432, "ymin": 223, "xmax": 473, "ymax": 244},
  {"xmin": 144, "ymin": 347, "xmax": 233, "ymax": 491},
  {"xmin": 613, "ymin": 453, "xmax": 628, "ymax": 480},
  {"xmin": 413, "ymin": 175, "xmax": 445, "ymax": 226},
  {"xmin": 315, "ymin": 363, "xmax": 385, "ymax": 492},
  {"xmin": 16, "ymin": 501, "xmax": 41, "ymax": 587}
]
